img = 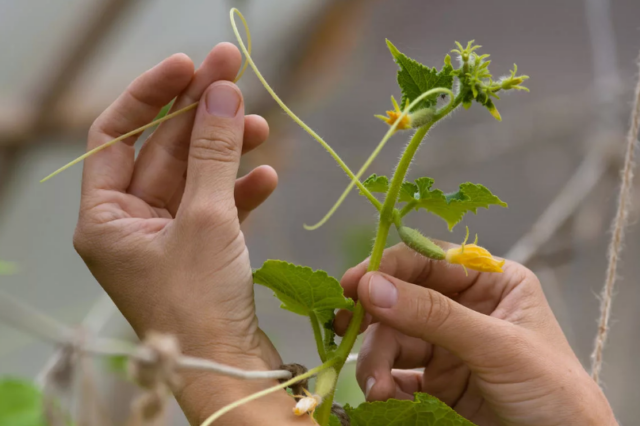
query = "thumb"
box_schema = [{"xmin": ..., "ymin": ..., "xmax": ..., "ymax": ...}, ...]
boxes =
[
  {"xmin": 182, "ymin": 81, "xmax": 244, "ymax": 219},
  {"xmin": 357, "ymin": 272, "xmax": 518, "ymax": 366}
]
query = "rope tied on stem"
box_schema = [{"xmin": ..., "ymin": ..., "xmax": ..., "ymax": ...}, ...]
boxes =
[
  {"xmin": 42, "ymin": 328, "xmax": 83, "ymax": 426},
  {"xmin": 278, "ymin": 363, "xmax": 309, "ymax": 397},
  {"xmin": 127, "ymin": 332, "xmax": 182, "ymax": 424}
]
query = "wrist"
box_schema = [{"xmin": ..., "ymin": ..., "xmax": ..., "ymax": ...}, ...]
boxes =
[
  {"xmin": 175, "ymin": 364, "xmax": 306, "ymax": 426},
  {"xmin": 572, "ymin": 383, "xmax": 618, "ymax": 426},
  {"xmin": 174, "ymin": 328, "xmax": 295, "ymax": 425}
]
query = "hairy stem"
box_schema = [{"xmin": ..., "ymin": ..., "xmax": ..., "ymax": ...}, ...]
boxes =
[
  {"xmin": 309, "ymin": 312, "xmax": 326, "ymax": 362},
  {"xmin": 399, "ymin": 201, "xmax": 417, "ymax": 218},
  {"xmin": 319, "ymin": 94, "xmax": 465, "ymax": 426},
  {"xmin": 314, "ymin": 368, "xmax": 338, "ymax": 425},
  {"xmin": 318, "ymin": 127, "xmax": 432, "ymax": 425}
]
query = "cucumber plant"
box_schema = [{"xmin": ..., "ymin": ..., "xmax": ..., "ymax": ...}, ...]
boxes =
[
  {"xmin": 218, "ymin": 10, "xmax": 527, "ymax": 426},
  {"xmin": 2, "ymin": 8, "xmax": 529, "ymax": 426},
  {"xmin": 204, "ymin": 9, "xmax": 527, "ymax": 425}
]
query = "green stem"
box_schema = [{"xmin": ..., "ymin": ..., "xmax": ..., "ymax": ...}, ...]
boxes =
[
  {"xmin": 317, "ymin": 94, "xmax": 466, "ymax": 426},
  {"xmin": 309, "ymin": 312, "xmax": 326, "ymax": 362},
  {"xmin": 399, "ymin": 201, "xmax": 416, "ymax": 218},
  {"xmin": 314, "ymin": 368, "xmax": 338, "ymax": 425},
  {"xmin": 316, "ymin": 126, "xmax": 433, "ymax": 426},
  {"xmin": 315, "ymin": 387, "xmax": 336, "ymax": 425}
]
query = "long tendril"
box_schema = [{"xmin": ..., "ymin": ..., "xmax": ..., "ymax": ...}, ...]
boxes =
[
  {"xmin": 229, "ymin": 8, "xmax": 380, "ymax": 211},
  {"xmin": 39, "ymin": 10, "xmax": 253, "ymax": 183},
  {"xmin": 305, "ymin": 87, "xmax": 454, "ymax": 230}
]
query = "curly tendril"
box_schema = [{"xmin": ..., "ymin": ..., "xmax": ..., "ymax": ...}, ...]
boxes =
[{"xmin": 304, "ymin": 86, "xmax": 454, "ymax": 231}]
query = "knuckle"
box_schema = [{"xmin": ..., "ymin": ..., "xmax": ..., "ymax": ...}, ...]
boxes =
[
  {"xmin": 190, "ymin": 128, "xmax": 239, "ymax": 163},
  {"xmin": 183, "ymin": 200, "xmax": 238, "ymax": 229},
  {"xmin": 88, "ymin": 120, "xmax": 105, "ymax": 141},
  {"xmin": 493, "ymin": 324, "xmax": 534, "ymax": 360},
  {"xmin": 503, "ymin": 261, "xmax": 543, "ymax": 297},
  {"xmin": 412, "ymin": 290, "xmax": 452, "ymax": 335}
]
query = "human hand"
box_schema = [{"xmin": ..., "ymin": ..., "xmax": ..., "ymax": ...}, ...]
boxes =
[
  {"xmin": 73, "ymin": 43, "xmax": 308, "ymax": 425},
  {"xmin": 334, "ymin": 242, "xmax": 617, "ymax": 426}
]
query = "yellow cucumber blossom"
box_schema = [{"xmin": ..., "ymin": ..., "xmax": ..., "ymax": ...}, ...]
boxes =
[
  {"xmin": 445, "ymin": 227, "xmax": 505, "ymax": 275},
  {"xmin": 375, "ymin": 95, "xmax": 412, "ymax": 130},
  {"xmin": 375, "ymin": 95, "xmax": 435, "ymax": 131}
]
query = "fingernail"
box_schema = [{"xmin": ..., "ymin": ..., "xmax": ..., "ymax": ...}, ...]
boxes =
[
  {"xmin": 365, "ymin": 377, "xmax": 376, "ymax": 399},
  {"xmin": 206, "ymin": 84, "xmax": 241, "ymax": 117},
  {"xmin": 368, "ymin": 274, "xmax": 397, "ymax": 308}
]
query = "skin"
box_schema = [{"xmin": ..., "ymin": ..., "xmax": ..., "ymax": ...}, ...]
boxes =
[
  {"xmin": 73, "ymin": 43, "xmax": 312, "ymax": 425},
  {"xmin": 74, "ymin": 43, "xmax": 617, "ymax": 426},
  {"xmin": 334, "ymin": 243, "xmax": 618, "ymax": 426}
]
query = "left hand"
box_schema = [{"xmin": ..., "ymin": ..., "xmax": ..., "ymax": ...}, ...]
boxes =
[{"xmin": 73, "ymin": 43, "xmax": 310, "ymax": 425}]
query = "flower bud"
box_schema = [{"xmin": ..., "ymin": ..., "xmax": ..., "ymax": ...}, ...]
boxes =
[{"xmin": 375, "ymin": 96, "xmax": 435, "ymax": 130}]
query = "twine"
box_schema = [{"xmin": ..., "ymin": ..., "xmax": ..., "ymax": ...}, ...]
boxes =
[
  {"xmin": 590, "ymin": 55, "xmax": 640, "ymax": 384},
  {"xmin": 127, "ymin": 332, "xmax": 181, "ymax": 425}
]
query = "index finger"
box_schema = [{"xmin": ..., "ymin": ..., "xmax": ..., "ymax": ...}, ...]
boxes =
[
  {"xmin": 82, "ymin": 53, "xmax": 194, "ymax": 193},
  {"xmin": 340, "ymin": 242, "xmax": 515, "ymax": 300}
]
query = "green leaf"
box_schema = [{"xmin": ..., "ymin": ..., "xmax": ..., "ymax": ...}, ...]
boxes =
[
  {"xmin": 408, "ymin": 178, "xmax": 507, "ymax": 230},
  {"xmin": 253, "ymin": 261, "xmax": 354, "ymax": 328},
  {"xmin": 345, "ymin": 393, "xmax": 477, "ymax": 426},
  {"xmin": 399, "ymin": 181, "xmax": 419, "ymax": 203},
  {"xmin": 323, "ymin": 319, "xmax": 338, "ymax": 352},
  {"xmin": 104, "ymin": 355, "xmax": 129, "ymax": 376},
  {"xmin": 329, "ymin": 414, "xmax": 344, "ymax": 426},
  {"xmin": 0, "ymin": 378, "xmax": 46, "ymax": 426},
  {"xmin": 361, "ymin": 174, "xmax": 389, "ymax": 195},
  {"xmin": 386, "ymin": 40, "xmax": 453, "ymax": 111},
  {"xmin": 357, "ymin": 175, "xmax": 505, "ymax": 231},
  {"xmin": 153, "ymin": 98, "xmax": 175, "ymax": 121},
  {"xmin": 0, "ymin": 260, "xmax": 17, "ymax": 275}
]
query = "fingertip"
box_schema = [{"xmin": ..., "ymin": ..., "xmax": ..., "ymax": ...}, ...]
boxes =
[
  {"xmin": 334, "ymin": 310, "xmax": 371, "ymax": 337},
  {"xmin": 242, "ymin": 115, "xmax": 270, "ymax": 153},
  {"xmin": 167, "ymin": 52, "xmax": 195, "ymax": 77},
  {"xmin": 340, "ymin": 263, "xmax": 368, "ymax": 300},
  {"xmin": 209, "ymin": 42, "xmax": 242, "ymax": 80},
  {"xmin": 256, "ymin": 165, "xmax": 279, "ymax": 193},
  {"xmin": 216, "ymin": 41, "xmax": 242, "ymax": 59},
  {"xmin": 235, "ymin": 165, "xmax": 278, "ymax": 222},
  {"xmin": 245, "ymin": 114, "xmax": 269, "ymax": 137},
  {"xmin": 356, "ymin": 271, "xmax": 377, "ymax": 302},
  {"xmin": 364, "ymin": 374, "xmax": 396, "ymax": 402},
  {"xmin": 333, "ymin": 309, "xmax": 352, "ymax": 336}
]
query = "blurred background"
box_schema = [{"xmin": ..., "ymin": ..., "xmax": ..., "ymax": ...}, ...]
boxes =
[{"xmin": 1, "ymin": 0, "xmax": 640, "ymax": 424}]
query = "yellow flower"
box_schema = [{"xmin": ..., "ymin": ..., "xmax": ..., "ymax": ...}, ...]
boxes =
[
  {"xmin": 293, "ymin": 389, "xmax": 322, "ymax": 419},
  {"xmin": 375, "ymin": 96, "xmax": 412, "ymax": 130},
  {"xmin": 445, "ymin": 227, "xmax": 505, "ymax": 275}
]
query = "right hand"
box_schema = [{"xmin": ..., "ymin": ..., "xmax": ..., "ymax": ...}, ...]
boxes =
[{"xmin": 334, "ymin": 242, "xmax": 617, "ymax": 426}]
